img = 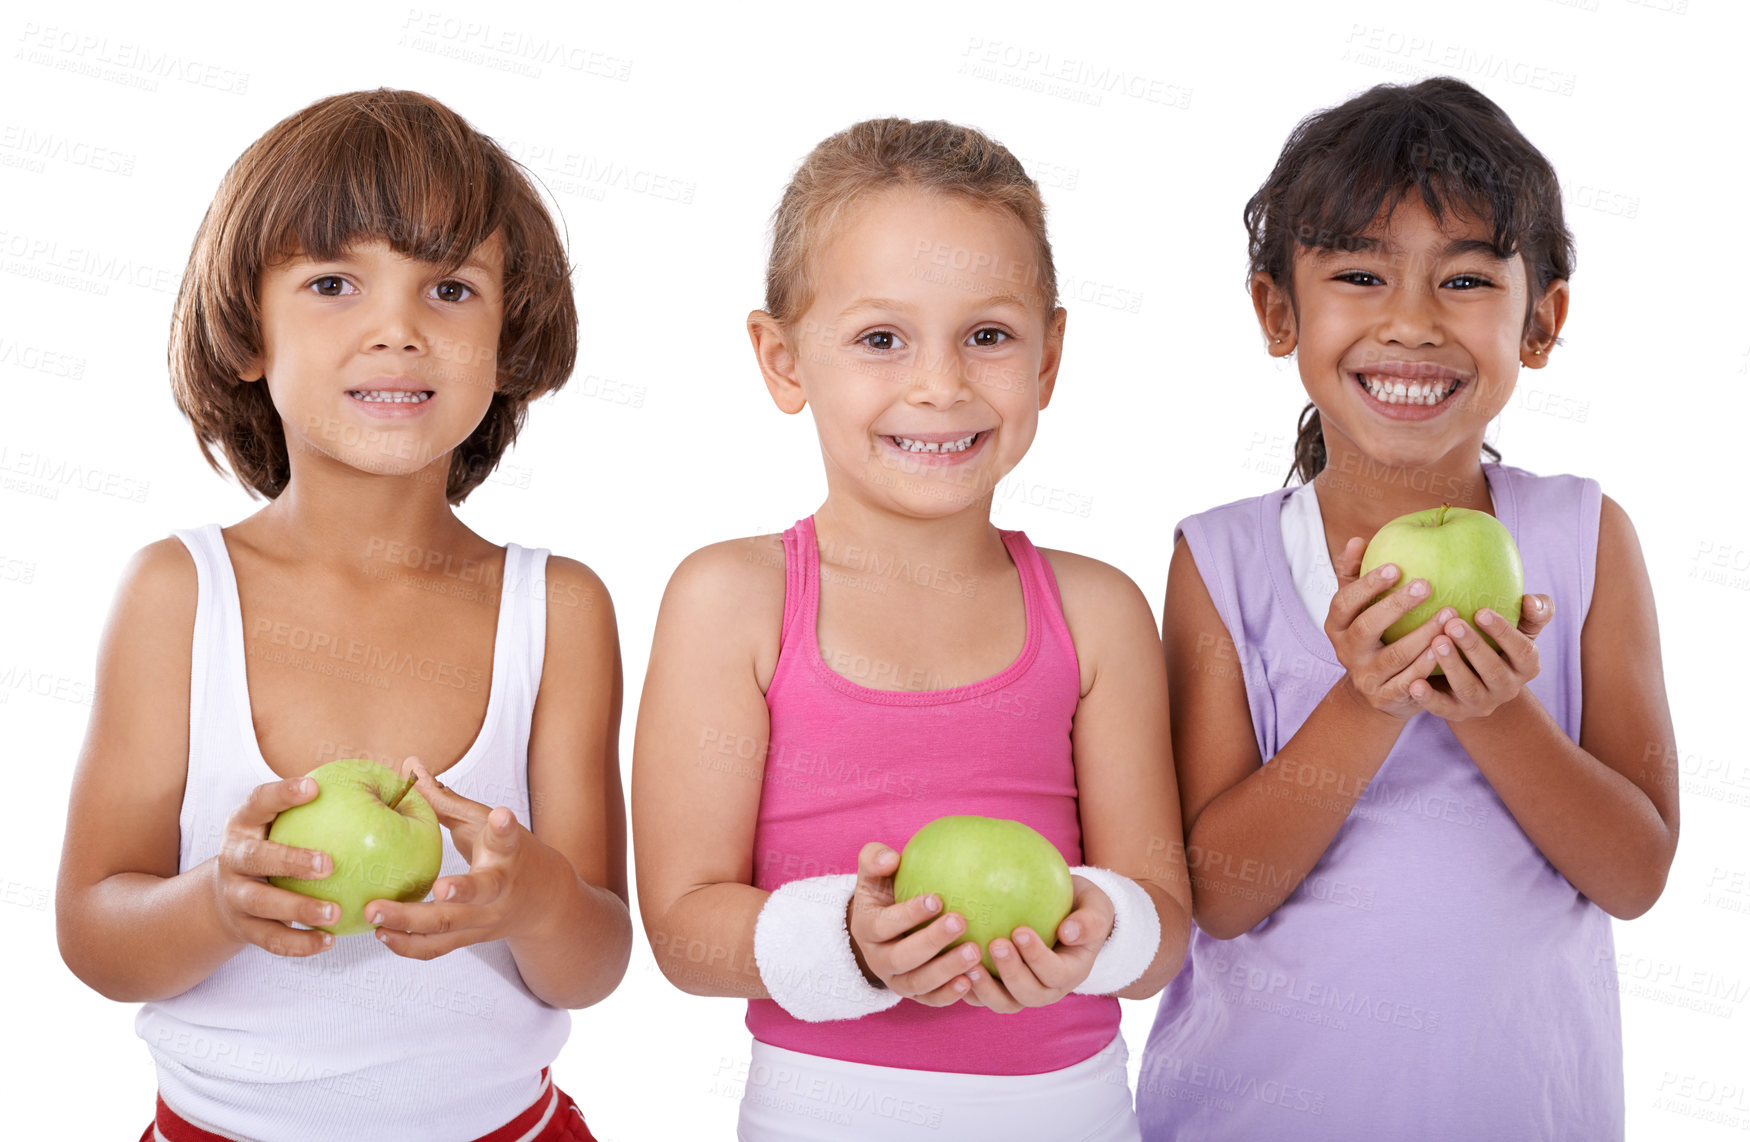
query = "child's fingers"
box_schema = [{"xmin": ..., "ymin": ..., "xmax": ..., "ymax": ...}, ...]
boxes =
[
  {"xmin": 1431, "ymin": 632, "xmax": 1489, "ymax": 701},
  {"xmin": 887, "ymin": 938, "xmax": 982, "ymax": 996},
  {"xmin": 857, "ymin": 890, "xmax": 943, "ymax": 944},
  {"xmin": 1367, "ymin": 608, "xmax": 1453, "ymax": 680},
  {"xmin": 1327, "ymin": 565, "xmax": 1418, "ymax": 636},
  {"xmin": 409, "ymin": 761, "xmax": 490, "ymax": 836},
  {"xmin": 1002, "ymin": 928, "xmax": 1085, "ymax": 998},
  {"xmin": 381, "ymin": 862, "xmax": 498, "ymax": 917},
  {"xmin": 480, "ymin": 807, "xmax": 522, "ymax": 854},
  {"xmin": 424, "ymin": 872, "xmax": 480, "ymax": 905},
  {"xmin": 1063, "ymin": 878, "xmax": 1115, "ymax": 943},
  {"xmin": 1347, "ymin": 578, "xmax": 1435, "ymax": 646},
  {"xmin": 1445, "ymin": 619, "xmax": 1517, "ymax": 692},
  {"xmin": 1514, "ymin": 594, "xmax": 1554, "ymax": 640},
  {"xmin": 1331, "ymin": 537, "xmax": 1368, "ymax": 585},
  {"xmin": 907, "ymin": 974, "xmax": 973, "ymax": 1008},
  {"xmin": 233, "ymin": 776, "xmax": 319, "ymax": 831},
  {"xmin": 847, "ymin": 842, "xmax": 900, "ymax": 930},
  {"xmin": 366, "ymin": 898, "xmax": 481, "ymax": 948},
  {"xmin": 221, "ymin": 833, "xmax": 330, "ymax": 881},
  {"xmin": 236, "ymin": 914, "xmax": 333, "ymax": 958},
  {"xmin": 227, "ymin": 878, "xmax": 340, "ymax": 932},
  {"xmin": 963, "ymin": 964, "xmax": 1024, "ymax": 1014},
  {"xmin": 880, "ymin": 911, "xmax": 975, "ymax": 976},
  {"xmin": 374, "ymin": 925, "xmax": 473, "ymax": 962},
  {"xmin": 1058, "ymin": 906, "xmax": 1111, "ymax": 952},
  {"xmin": 854, "ymin": 841, "xmax": 900, "ymax": 886},
  {"xmin": 1480, "ymin": 608, "xmax": 1544, "ymax": 677}
]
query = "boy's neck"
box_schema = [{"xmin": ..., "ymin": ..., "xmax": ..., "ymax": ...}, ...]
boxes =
[{"xmin": 247, "ymin": 457, "xmax": 481, "ymax": 568}]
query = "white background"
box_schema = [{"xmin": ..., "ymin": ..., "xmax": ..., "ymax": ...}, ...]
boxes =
[{"xmin": 3, "ymin": 0, "xmax": 1746, "ymax": 1137}]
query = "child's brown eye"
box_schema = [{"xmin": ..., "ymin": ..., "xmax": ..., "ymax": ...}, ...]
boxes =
[
  {"xmin": 432, "ymin": 281, "xmax": 473, "ymax": 303},
  {"xmin": 860, "ymin": 331, "xmax": 898, "ymax": 351},
  {"xmin": 970, "ymin": 328, "xmax": 1009, "ymax": 347},
  {"xmin": 311, "ymin": 275, "xmax": 350, "ymax": 297}
]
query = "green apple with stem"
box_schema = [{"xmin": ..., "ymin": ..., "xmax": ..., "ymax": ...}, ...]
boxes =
[
  {"xmin": 267, "ymin": 758, "xmax": 443, "ymax": 936},
  {"xmin": 1359, "ymin": 503, "xmax": 1525, "ymax": 674},
  {"xmin": 892, "ymin": 815, "xmax": 1074, "ymax": 978}
]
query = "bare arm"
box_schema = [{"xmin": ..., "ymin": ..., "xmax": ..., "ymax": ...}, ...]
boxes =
[
  {"xmin": 369, "ymin": 558, "xmax": 633, "ymax": 1008},
  {"xmin": 1167, "ymin": 537, "xmax": 1455, "ymax": 939},
  {"xmin": 56, "ymin": 541, "xmax": 338, "ymax": 1001},
  {"xmin": 1413, "ymin": 495, "xmax": 1679, "ymax": 918},
  {"xmin": 631, "ymin": 540, "xmax": 785, "ymax": 999},
  {"xmin": 1045, "ymin": 551, "xmax": 1192, "ymax": 999}
]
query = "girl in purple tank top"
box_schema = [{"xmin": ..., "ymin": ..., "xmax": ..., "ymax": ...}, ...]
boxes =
[
  {"xmin": 633, "ymin": 119, "xmax": 1193, "ymax": 1139},
  {"xmin": 1138, "ymin": 79, "xmax": 1678, "ymax": 1141}
]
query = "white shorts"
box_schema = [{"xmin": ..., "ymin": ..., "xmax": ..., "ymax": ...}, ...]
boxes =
[{"xmin": 736, "ymin": 1033, "xmax": 1141, "ymax": 1141}]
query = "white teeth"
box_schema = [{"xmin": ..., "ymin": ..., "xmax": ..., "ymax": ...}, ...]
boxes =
[
  {"xmin": 1360, "ymin": 375, "xmax": 1458, "ymax": 406},
  {"xmin": 891, "ymin": 433, "xmax": 978, "ymax": 454},
  {"xmin": 350, "ymin": 390, "xmax": 431, "ymax": 403}
]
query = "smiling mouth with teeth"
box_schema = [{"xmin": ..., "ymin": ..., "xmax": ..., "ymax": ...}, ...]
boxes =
[
  {"xmin": 1357, "ymin": 374, "xmax": 1462, "ymax": 407},
  {"xmin": 887, "ymin": 432, "xmax": 982, "ymax": 454},
  {"xmin": 349, "ymin": 390, "xmax": 433, "ymax": 404}
]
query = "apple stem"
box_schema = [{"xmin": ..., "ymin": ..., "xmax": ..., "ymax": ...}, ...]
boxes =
[
  {"xmin": 386, "ymin": 774, "xmax": 417, "ymax": 812},
  {"xmin": 1437, "ymin": 503, "xmax": 1450, "ymax": 526}
]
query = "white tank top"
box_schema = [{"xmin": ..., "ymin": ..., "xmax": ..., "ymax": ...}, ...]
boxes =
[{"xmin": 135, "ymin": 524, "xmax": 570, "ymax": 1142}]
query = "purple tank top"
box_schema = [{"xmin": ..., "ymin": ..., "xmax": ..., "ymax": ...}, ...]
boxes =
[
  {"xmin": 1139, "ymin": 464, "xmax": 1623, "ymax": 1140},
  {"xmin": 745, "ymin": 516, "xmax": 1120, "ymax": 1073}
]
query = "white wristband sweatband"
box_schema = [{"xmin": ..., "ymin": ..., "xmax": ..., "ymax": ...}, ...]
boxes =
[
  {"xmin": 753, "ymin": 874, "xmax": 903, "ymax": 1023},
  {"xmin": 1068, "ymin": 866, "xmax": 1160, "ymax": 996}
]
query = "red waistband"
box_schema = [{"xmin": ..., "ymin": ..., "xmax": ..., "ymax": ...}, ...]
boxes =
[{"xmin": 145, "ymin": 1068, "xmax": 591, "ymax": 1142}]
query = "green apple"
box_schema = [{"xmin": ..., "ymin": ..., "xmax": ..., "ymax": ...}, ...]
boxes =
[
  {"xmin": 1359, "ymin": 503, "xmax": 1525, "ymax": 672},
  {"xmin": 267, "ymin": 758, "xmax": 443, "ymax": 936},
  {"xmin": 892, "ymin": 815, "xmax": 1074, "ymax": 978}
]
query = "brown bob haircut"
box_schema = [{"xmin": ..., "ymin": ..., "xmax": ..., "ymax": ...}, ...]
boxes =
[{"xmin": 169, "ymin": 88, "xmax": 577, "ymax": 503}]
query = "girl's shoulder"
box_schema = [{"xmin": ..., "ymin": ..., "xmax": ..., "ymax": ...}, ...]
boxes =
[
  {"xmin": 665, "ymin": 532, "xmax": 788, "ymax": 601},
  {"xmin": 658, "ymin": 533, "xmax": 789, "ymax": 632},
  {"xmin": 1034, "ymin": 546, "xmax": 1149, "ymax": 610},
  {"xmin": 650, "ymin": 533, "xmax": 790, "ymax": 693},
  {"xmin": 1033, "ymin": 547, "xmax": 1162, "ymax": 689}
]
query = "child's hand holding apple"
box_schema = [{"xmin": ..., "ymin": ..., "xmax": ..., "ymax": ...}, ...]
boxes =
[
  {"xmin": 366, "ymin": 758, "xmax": 551, "ymax": 961},
  {"xmin": 1403, "ymin": 595, "xmax": 1553, "ymax": 721},
  {"xmin": 846, "ymin": 841, "xmax": 982, "ymax": 1006},
  {"xmin": 1337, "ymin": 505, "xmax": 1554, "ymax": 722},
  {"xmin": 211, "ymin": 775, "xmax": 341, "ymax": 957},
  {"xmin": 958, "ymin": 873, "xmax": 1115, "ymax": 1013}
]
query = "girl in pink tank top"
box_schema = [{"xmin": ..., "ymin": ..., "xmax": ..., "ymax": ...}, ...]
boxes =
[{"xmin": 633, "ymin": 119, "xmax": 1192, "ymax": 1140}]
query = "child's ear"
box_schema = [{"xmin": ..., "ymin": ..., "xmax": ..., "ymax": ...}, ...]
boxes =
[
  {"xmin": 1036, "ymin": 306, "xmax": 1068, "ymax": 411},
  {"xmin": 748, "ymin": 310, "xmax": 806, "ymax": 414},
  {"xmin": 1250, "ymin": 272, "xmax": 1296, "ymax": 357},
  {"xmin": 1521, "ymin": 278, "xmax": 1570, "ymax": 370},
  {"xmin": 236, "ymin": 353, "xmax": 264, "ymax": 383}
]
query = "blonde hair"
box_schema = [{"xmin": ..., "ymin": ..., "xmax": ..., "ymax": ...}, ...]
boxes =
[{"xmin": 763, "ymin": 118, "xmax": 1057, "ymax": 324}]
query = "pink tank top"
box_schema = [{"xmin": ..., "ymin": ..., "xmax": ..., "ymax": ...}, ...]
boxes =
[{"xmin": 745, "ymin": 516, "xmax": 1120, "ymax": 1074}]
